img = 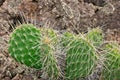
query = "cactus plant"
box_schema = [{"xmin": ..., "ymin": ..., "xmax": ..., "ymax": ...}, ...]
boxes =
[
  {"xmin": 40, "ymin": 28, "xmax": 61, "ymax": 79},
  {"xmin": 102, "ymin": 42, "xmax": 120, "ymax": 80},
  {"xmin": 9, "ymin": 24, "xmax": 120, "ymax": 80},
  {"xmin": 86, "ymin": 28, "xmax": 104, "ymax": 47},
  {"xmin": 9, "ymin": 24, "xmax": 42, "ymax": 69},
  {"xmin": 9, "ymin": 24, "xmax": 61, "ymax": 79},
  {"xmin": 61, "ymin": 31, "xmax": 75, "ymax": 47},
  {"xmin": 65, "ymin": 35, "xmax": 97, "ymax": 79}
]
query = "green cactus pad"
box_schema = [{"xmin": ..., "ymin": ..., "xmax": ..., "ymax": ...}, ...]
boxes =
[
  {"xmin": 9, "ymin": 24, "xmax": 42, "ymax": 69},
  {"xmin": 40, "ymin": 28, "xmax": 58, "ymax": 45},
  {"xmin": 40, "ymin": 28, "xmax": 61, "ymax": 79},
  {"xmin": 86, "ymin": 28, "xmax": 104, "ymax": 47},
  {"xmin": 61, "ymin": 31, "xmax": 75, "ymax": 47},
  {"xmin": 66, "ymin": 37, "xmax": 97, "ymax": 79},
  {"xmin": 102, "ymin": 42, "xmax": 120, "ymax": 80},
  {"xmin": 41, "ymin": 44, "xmax": 61, "ymax": 79}
]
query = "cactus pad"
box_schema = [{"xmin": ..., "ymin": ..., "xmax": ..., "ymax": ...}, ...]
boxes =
[
  {"xmin": 9, "ymin": 24, "xmax": 42, "ymax": 69},
  {"xmin": 86, "ymin": 28, "xmax": 103, "ymax": 47},
  {"xmin": 66, "ymin": 37, "xmax": 97, "ymax": 79},
  {"xmin": 102, "ymin": 42, "xmax": 120, "ymax": 80},
  {"xmin": 61, "ymin": 31, "xmax": 75, "ymax": 47},
  {"xmin": 40, "ymin": 28, "xmax": 61, "ymax": 79}
]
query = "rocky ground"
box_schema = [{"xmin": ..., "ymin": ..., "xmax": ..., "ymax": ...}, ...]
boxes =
[{"xmin": 0, "ymin": 0, "xmax": 120, "ymax": 80}]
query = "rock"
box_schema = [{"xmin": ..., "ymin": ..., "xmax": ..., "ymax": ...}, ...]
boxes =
[
  {"xmin": 3, "ymin": 77, "xmax": 11, "ymax": 80},
  {"xmin": 99, "ymin": 3, "xmax": 115, "ymax": 15},
  {"xmin": 22, "ymin": 75, "xmax": 34, "ymax": 80},
  {"xmin": 12, "ymin": 74, "xmax": 23, "ymax": 80},
  {"xmin": 0, "ymin": 0, "xmax": 5, "ymax": 6},
  {"xmin": 83, "ymin": 0, "xmax": 106, "ymax": 7}
]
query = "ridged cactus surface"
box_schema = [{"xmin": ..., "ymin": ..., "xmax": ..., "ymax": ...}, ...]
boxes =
[
  {"xmin": 102, "ymin": 42, "xmax": 120, "ymax": 80},
  {"xmin": 86, "ymin": 28, "xmax": 103, "ymax": 47},
  {"xmin": 9, "ymin": 24, "xmax": 42, "ymax": 69},
  {"xmin": 66, "ymin": 36, "xmax": 97, "ymax": 79}
]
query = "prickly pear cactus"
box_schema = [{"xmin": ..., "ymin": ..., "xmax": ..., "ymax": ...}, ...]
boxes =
[
  {"xmin": 102, "ymin": 42, "xmax": 120, "ymax": 80},
  {"xmin": 40, "ymin": 28, "xmax": 61, "ymax": 79},
  {"xmin": 9, "ymin": 24, "xmax": 61, "ymax": 79},
  {"xmin": 66, "ymin": 36, "xmax": 97, "ymax": 79},
  {"xmin": 86, "ymin": 28, "xmax": 104, "ymax": 47},
  {"xmin": 9, "ymin": 24, "xmax": 42, "ymax": 69},
  {"xmin": 61, "ymin": 31, "xmax": 75, "ymax": 47},
  {"xmin": 40, "ymin": 28, "xmax": 58, "ymax": 45}
]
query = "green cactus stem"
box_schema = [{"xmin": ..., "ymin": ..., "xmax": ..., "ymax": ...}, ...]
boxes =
[
  {"xmin": 102, "ymin": 42, "xmax": 120, "ymax": 80},
  {"xmin": 40, "ymin": 28, "xmax": 61, "ymax": 79},
  {"xmin": 86, "ymin": 28, "xmax": 104, "ymax": 47},
  {"xmin": 61, "ymin": 31, "xmax": 75, "ymax": 47},
  {"xmin": 9, "ymin": 24, "xmax": 61, "ymax": 79},
  {"xmin": 65, "ymin": 36, "xmax": 97, "ymax": 79},
  {"xmin": 9, "ymin": 24, "xmax": 42, "ymax": 69}
]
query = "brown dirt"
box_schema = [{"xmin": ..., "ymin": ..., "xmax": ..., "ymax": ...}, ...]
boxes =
[{"xmin": 0, "ymin": 0, "xmax": 120, "ymax": 80}]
